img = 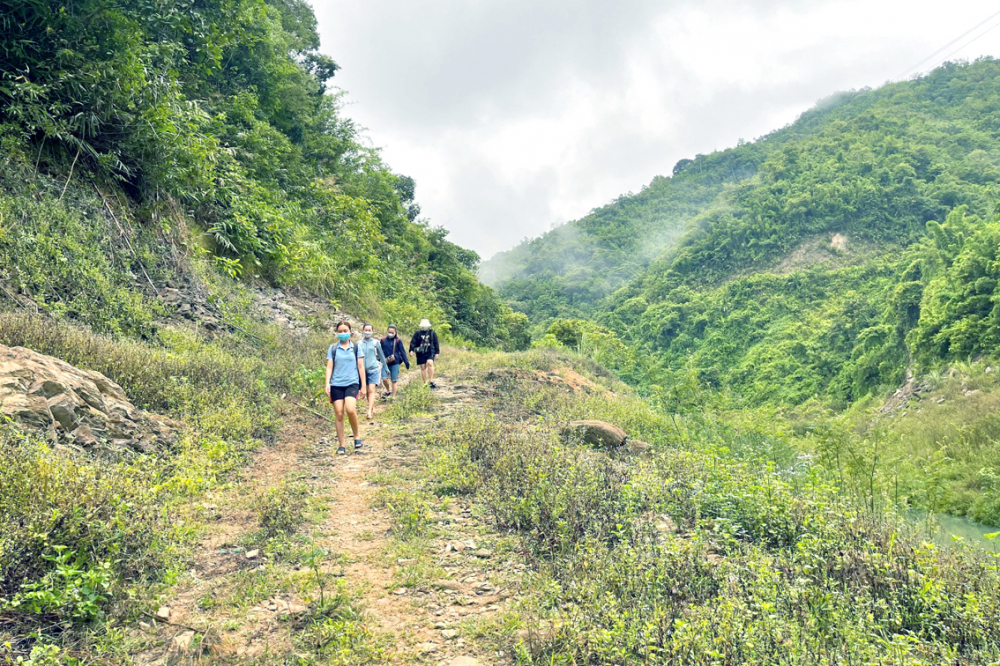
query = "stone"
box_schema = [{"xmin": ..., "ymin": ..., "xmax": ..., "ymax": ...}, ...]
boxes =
[
  {"xmin": 393, "ymin": 588, "xmax": 408, "ymax": 596},
  {"xmin": 624, "ymin": 439, "xmax": 651, "ymax": 454},
  {"xmin": 416, "ymin": 642, "xmax": 438, "ymax": 654},
  {"xmin": 434, "ymin": 580, "xmax": 463, "ymax": 592},
  {"xmin": 155, "ymin": 606, "xmax": 171, "ymax": 620},
  {"xmin": 245, "ymin": 550, "xmax": 260, "ymax": 560},
  {"xmin": 474, "ymin": 549, "xmax": 492, "ymax": 559},
  {"xmin": 71, "ymin": 424, "xmax": 98, "ymax": 447},
  {"xmin": 171, "ymin": 630, "xmax": 196, "ymax": 653},
  {"xmin": 441, "ymin": 629, "xmax": 459, "ymax": 640},
  {"xmin": 1, "ymin": 392, "xmax": 53, "ymax": 429},
  {"xmin": 560, "ymin": 420, "xmax": 628, "ymax": 449},
  {"xmin": 449, "ymin": 658, "xmax": 484, "ymax": 666},
  {"xmin": 0, "ymin": 345, "xmax": 177, "ymax": 455}
]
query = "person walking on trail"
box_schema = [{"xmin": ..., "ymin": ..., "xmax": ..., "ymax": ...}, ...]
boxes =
[
  {"xmin": 325, "ymin": 321, "xmax": 366, "ymax": 455},
  {"xmin": 379, "ymin": 324, "xmax": 409, "ymax": 399},
  {"xmin": 409, "ymin": 318, "xmax": 440, "ymax": 389},
  {"xmin": 359, "ymin": 323, "xmax": 387, "ymax": 421}
]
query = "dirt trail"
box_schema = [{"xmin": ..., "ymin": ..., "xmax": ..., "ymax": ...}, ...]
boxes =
[{"xmin": 136, "ymin": 371, "xmax": 511, "ymax": 665}]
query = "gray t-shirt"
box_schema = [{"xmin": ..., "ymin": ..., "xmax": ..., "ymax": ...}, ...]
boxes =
[{"xmin": 328, "ymin": 342, "xmax": 364, "ymax": 386}]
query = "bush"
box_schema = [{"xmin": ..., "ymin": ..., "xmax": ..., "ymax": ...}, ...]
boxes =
[
  {"xmin": 384, "ymin": 382, "xmax": 434, "ymax": 421},
  {"xmin": 256, "ymin": 483, "xmax": 307, "ymax": 538},
  {"xmin": 0, "ymin": 426, "xmax": 164, "ymax": 623}
]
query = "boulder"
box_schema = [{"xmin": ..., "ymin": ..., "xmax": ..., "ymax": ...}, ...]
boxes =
[
  {"xmin": 560, "ymin": 420, "xmax": 628, "ymax": 449},
  {"xmin": 0, "ymin": 345, "xmax": 177, "ymax": 455}
]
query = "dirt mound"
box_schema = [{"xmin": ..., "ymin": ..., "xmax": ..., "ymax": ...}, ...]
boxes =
[
  {"xmin": 484, "ymin": 368, "xmax": 598, "ymax": 393},
  {"xmin": 0, "ymin": 345, "xmax": 176, "ymax": 455}
]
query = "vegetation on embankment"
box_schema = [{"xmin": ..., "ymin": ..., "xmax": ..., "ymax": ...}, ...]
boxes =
[
  {"xmin": 421, "ymin": 349, "xmax": 1000, "ymax": 665},
  {"xmin": 1, "ymin": 0, "xmax": 529, "ymax": 348},
  {"xmin": 0, "ymin": 301, "xmax": 320, "ymax": 659}
]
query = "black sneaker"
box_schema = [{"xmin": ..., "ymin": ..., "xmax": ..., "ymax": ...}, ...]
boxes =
[
  {"xmin": 429, "ymin": 381, "xmax": 438, "ymax": 389},
  {"xmin": 382, "ymin": 392, "xmax": 392, "ymax": 400},
  {"xmin": 354, "ymin": 439, "xmax": 364, "ymax": 451},
  {"xmin": 336, "ymin": 446, "xmax": 346, "ymax": 455}
]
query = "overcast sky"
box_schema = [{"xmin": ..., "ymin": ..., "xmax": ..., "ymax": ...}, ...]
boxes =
[{"xmin": 312, "ymin": 1, "xmax": 1000, "ymax": 259}]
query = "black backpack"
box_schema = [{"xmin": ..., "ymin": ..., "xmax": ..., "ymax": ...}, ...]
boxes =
[{"xmin": 415, "ymin": 330, "xmax": 434, "ymax": 354}]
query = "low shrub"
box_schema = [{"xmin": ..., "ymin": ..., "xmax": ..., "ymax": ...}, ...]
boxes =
[
  {"xmin": 0, "ymin": 426, "xmax": 165, "ymax": 624},
  {"xmin": 371, "ymin": 488, "xmax": 434, "ymax": 540},
  {"xmin": 384, "ymin": 381, "xmax": 435, "ymax": 421},
  {"xmin": 428, "ymin": 354, "xmax": 1000, "ymax": 665},
  {"xmin": 256, "ymin": 483, "xmax": 307, "ymax": 537}
]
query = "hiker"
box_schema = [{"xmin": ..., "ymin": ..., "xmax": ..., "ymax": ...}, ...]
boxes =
[
  {"xmin": 379, "ymin": 324, "xmax": 410, "ymax": 399},
  {"xmin": 359, "ymin": 322, "xmax": 387, "ymax": 420},
  {"xmin": 409, "ymin": 318, "xmax": 440, "ymax": 388},
  {"xmin": 325, "ymin": 320, "xmax": 366, "ymax": 455}
]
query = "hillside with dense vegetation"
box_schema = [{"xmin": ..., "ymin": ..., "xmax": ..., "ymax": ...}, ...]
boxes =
[
  {"xmin": 485, "ymin": 58, "xmax": 1000, "ymax": 406},
  {"xmin": 1, "ymin": 0, "xmax": 528, "ymax": 347},
  {"xmin": 484, "ymin": 60, "xmax": 1000, "ymax": 532},
  {"xmin": 0, "ymin": 0, "xmax": 535, "ymax": 661}
]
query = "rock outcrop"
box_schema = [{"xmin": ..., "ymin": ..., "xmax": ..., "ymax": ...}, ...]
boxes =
[
  {"xmin": 560, "ymin": 420, "xmax": 628, "ymax": 448},
  {"xmin": 0, "ymin": 345, "xmax": 176, "ymax": 454},
  {"xmin": 560, "ymin": 419, "xmax": 651, "ymax": 454}
]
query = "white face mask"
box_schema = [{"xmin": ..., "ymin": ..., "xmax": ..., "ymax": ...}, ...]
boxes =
[
  {"xmin": 420, "ymin": 324, "xmax": 430, "ymax": 330},
  {"xmin": 387, "ymin": 332, "xmax": 396, "ymax": 339},
  {"xmin": 364, "ymin": 331, "xmax": 373, "ymax": 339}
]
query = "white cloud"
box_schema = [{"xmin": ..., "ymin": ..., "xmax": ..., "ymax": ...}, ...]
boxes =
[{"xmin": 313, "ymin": 0, "xmax": 1000, "ymax": 257}]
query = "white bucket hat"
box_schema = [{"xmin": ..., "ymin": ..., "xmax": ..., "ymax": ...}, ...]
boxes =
[{"xmin": 419, "ymin": 318, "xmax": 431, "ymax": 329}]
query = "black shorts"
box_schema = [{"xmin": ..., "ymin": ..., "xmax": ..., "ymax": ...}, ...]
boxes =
[
  {"xmin": 416, "ymin": 353, "xmax": 434, "ymax": 366},
  {"xmin": 329, "ymin": 384, "xmax": 360, "ymax": 403}
]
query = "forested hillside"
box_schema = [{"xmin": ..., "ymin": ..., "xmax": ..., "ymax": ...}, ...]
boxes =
[
  {"xmin": 1, "ymin": 0, "xmax": 527, "ymax": 347},
  {"xmin": 487, "ymin": 59, "xmax": 1000, "ymax": 406}
]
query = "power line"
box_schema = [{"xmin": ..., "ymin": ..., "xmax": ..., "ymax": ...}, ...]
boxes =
[
  {"xmin": 896, "ymin": 6, "xmax": 1000, "ymax": 79},
  {"xmin": 928, "ymin": 16, "xmax": 1000, "ymax": 70}
]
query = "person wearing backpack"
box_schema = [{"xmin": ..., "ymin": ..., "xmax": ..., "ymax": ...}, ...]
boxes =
[
  {"xmin": 325, "ymin": 320, "xmax": 366, "ymax": 455},
  {"xmin": 379, "ymin": 324, "xmax": 409, "ymax": 399},
  {"xmin": 359, "ymin": 322, "xmax": 388, "ymax": 420},
  {"xmin": 409, "ymin": 318, "xmax": 440, "ymax": 389}
]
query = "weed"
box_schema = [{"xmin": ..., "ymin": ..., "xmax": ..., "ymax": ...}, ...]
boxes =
[
  {"xmin": 255, "ymin": 483, "xmax": 308, "ymax": 538},
  {"xmin": 371, "ymin": 488, "xmax": 434, "ymax": 539},
  {"xmin": 384, "ymin": 382, "xmax": 435, "ymax": 420}
]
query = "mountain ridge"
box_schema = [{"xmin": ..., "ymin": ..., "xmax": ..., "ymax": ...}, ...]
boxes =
[{"xmin": 485, "ymin": 58, "xmax": 1000, "ymax": 406}]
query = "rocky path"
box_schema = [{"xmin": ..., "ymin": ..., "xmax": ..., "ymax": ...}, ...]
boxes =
[{"xmin": 135, "ymin": 369, "xmax": 517, "ymax": 665}]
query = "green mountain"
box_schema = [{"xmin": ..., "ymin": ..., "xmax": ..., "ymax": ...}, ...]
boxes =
[{"xmin": 485, "ymin": 59, "xmax": 1000, "ymax": 406}]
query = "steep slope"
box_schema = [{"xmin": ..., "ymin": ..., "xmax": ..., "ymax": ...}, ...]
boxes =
[
  {"xmin": 488, "ymin": 59, "xmax": 1000, "ymax": 405},
  {"xmin": 0, "ymin": 0, "xmax": 524, "ymax": 348}
]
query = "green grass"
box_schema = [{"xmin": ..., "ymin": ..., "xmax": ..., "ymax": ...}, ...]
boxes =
[
  {"xmin": 423, "ymin": 350, "xmax": 1000, "ymax": 665},
  {"xmin": 383, "ymin": 381, "xmax": 436, "ymax": 421}
]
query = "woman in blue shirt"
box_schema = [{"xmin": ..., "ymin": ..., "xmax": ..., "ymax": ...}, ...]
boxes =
[
  {"xmin": 359, "ymin": 323, "xmax": 388, "ymax": 421},
  {"xmin": 325, "ymin": 320, "xmax": 366, "ymax": 455}
]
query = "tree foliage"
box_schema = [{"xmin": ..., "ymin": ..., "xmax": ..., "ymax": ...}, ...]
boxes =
[
  {"xmin": 0, "ymin": 0, "xmax": 520, "ymax": 347},
  {"xmin": 491, "ymin": 59, "xmax": 1000, "ymax": 404}
]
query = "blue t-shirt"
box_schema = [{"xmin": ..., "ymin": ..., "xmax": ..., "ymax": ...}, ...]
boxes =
[
  {"xmin": 327, "ymin": 342, "xmax": 364, "ymax": 386},
  {"xmin": 359, "ymin": 338, "xmax": 385, "ymax": 373}
]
